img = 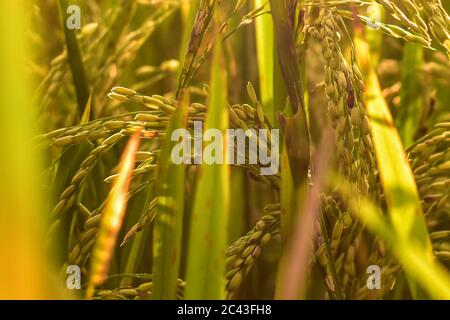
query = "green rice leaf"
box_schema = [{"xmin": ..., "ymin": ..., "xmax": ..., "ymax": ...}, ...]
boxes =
[
  {"xmin": 254, "ymin": 0, "xmax": 275, "ymax": 124},
  {"xmin": 355, "ymin": 32, "xmax": 434, "ymax": 298},
  {"xmin": 396, "ymin": 43, "xmax": 424, "ymax": 146},
  {"xmin": 338, "ymin": 179, "xmax": 450, "ymax": 299},
  {"xmin": 355, "ymin": 34, "xmax": 431, "ymax": 251},
  {"xmin": 58, "ymin": 0, "xmax": 90, "ymax": 115},
  {"xmin": 185, "ymin": 35, "xmax": 229, "ymax": 300},
  {"xmin": 80, "ymin": 91, "xmax": 93, "ymax": 125},
  {"xmin": 152, "ymin": 91, "xmax": 189, "ymax": 299}
]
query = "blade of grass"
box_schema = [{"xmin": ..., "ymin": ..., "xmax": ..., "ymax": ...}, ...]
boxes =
[
  {"xmin": 270, "ymin": 0, "xmax": 312, "ymax": 298},
  {"xmin": 273, "ymin": 45, "xmax": 287, "ymax": 124},
  {"xmin": 270, "ymin": 0, "xmax": 310, "ymax": 191},
  {"xmin": 80, "ymin": 91, "xmax": 93, "ymax": 124},
  {"xmin": 152, "ymin": 91, "xmax": 189, "ymax": 299},
  {"xmin": 58, "ymin": 0, "xmax": 90, "ymax": 116},
  {"xmin": 396, "ymin": 43, "xmax": 424, "ymax": 146},
  {"xmin": 278, "ymin": 103, "xmax": 295, "ymax": 244},
  {"xmin": 87, "ymin": 129, "xmax": 142, "ymax": 298},
  {"xmin": 355, "ymin": 30, "xmax": 431, "ymax": 252},
  {"xmin": 254, "ymin": 0, "xmax": 275, "ymax": 124},
  {"xmin": 336, "ymin": 178, "xmax": 450, "ymax": 299},
  {"xmin": 354, "ymin": 28, "xmax": 433, "ymax": 298},
  {"xmin": 119, "ymin": 188, "xmax": 153, "ymax": 287},
  {"xmin": 185, "ymin": 34, "xmax": 229, "ymax": 300},
  {"xmin": 279, "ymin": 130, "xmax": 335, "ymax": 299},
  {"xmin": 0, "ymin": 0, "xmax": 58, "ymax": 299}
]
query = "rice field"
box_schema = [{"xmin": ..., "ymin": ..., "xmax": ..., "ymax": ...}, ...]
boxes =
[{"xmin": 0, "ymin": 0, "xmax": 449, "ymax": 300}]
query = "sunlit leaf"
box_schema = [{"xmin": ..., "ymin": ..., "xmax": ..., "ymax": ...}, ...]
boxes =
[{"xmin": 87, "ymin": 130, "xmax": 142, "ymax": 298}]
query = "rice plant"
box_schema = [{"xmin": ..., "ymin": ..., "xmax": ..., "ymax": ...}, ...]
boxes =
[{"xmin": 1, "ymin": 0, "xmax": 450, "ymax": 300}]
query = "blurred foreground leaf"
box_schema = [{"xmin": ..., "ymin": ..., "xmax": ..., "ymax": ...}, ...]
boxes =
[{"xmin": 0, "ymin": 0, "xmax": 61, "ymax": 299}]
